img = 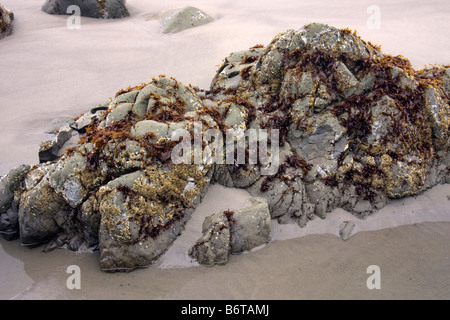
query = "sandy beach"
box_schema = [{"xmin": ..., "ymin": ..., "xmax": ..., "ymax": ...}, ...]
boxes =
[
  {"xmin": 0, "ymin": 0, "xmax": 449, "ymax": 300},
  {"xmin": 0, "ymin": 183, "xmax": 449, "ymax": 300}
]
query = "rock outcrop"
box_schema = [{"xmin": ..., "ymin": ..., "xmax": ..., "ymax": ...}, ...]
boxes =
[
  {"xmin": 0, "ymin": 3, "xmax": 13, "ymax": 39},
  {"xmin": 42, "ymin": 0, "xmax": 130, "ymax": 19},
  {"xmin": 0, "ymin": 23, "xmax": 448, "ymax": 271}
]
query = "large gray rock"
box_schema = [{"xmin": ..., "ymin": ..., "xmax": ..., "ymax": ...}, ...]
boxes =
[
  {"xmin": 161, "ymin": 6, "xmax": 214, "ymax": 34},
  {"xmin": 41, "ymin": 0, "xmax": 130, "ymax": 19},
  {"xmin": 1, "ymin": 23, "xmax": 448, "ymax": 272}
]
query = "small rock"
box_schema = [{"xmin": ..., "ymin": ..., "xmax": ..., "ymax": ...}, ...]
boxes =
[
  {"xmin": 189, "ymin": 197, "xmax": 271, "ymax": 266},
  {"xmin": 161, "ymin": 6, "xmax": 214, "ymax": 34},
  {"xmin": 339, "ymin": 221, "xmax": 355, "ymax": 240},
  {"xmin": 39, "ymin": 139, "xmax": 60, "ymax": 163},
  {"xmin": 188, "ymin": 221, "xmax": 230, "ymax": 266}
]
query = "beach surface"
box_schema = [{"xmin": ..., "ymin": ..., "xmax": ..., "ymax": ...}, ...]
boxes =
[{"xmin": 0, "ymin": 0, "xmax": 449, "ymax": 300}]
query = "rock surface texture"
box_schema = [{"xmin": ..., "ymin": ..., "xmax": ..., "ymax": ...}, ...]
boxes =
[
  {"xmin": 0, "ymin": 3, "xmax": 13, "ymax": 39},
  {"xmin": 41, "ymin": 0, "xmax": 130, "ymax": 19},
  {"xmin": 1, "ymin": 23, "xmax": 448, "ymax": 271}
]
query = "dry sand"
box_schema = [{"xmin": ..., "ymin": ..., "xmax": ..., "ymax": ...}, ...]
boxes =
[{"xmin": 0, "ymin": 0, "xmax": 449, "ymax": 300}]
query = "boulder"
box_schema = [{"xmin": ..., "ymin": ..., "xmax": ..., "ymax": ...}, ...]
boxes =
[
  {"xmin": 189, "ymin": 197, "xmax": 271, "ymax": 266},
  {"xmin": 1, "ymin": 23, "xmax": 448, "ymax": 271},
  {"xmin": 188, "ymin": 219, "xmax": 230, "ymax": 266},
  {"xmin": 41, "ymin": 0, "xmax": 130, "ymax": 19},
  {"xmin": 161, "ymin": 6, "xmax": 214, "ymax": 34}
]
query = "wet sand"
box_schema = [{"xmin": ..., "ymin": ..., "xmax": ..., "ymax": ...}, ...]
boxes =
[
  {"xmin": 1, "ymin": 222, "xmax": 449, "ymax": 300},
  {"xmin": 0, "ymin": 184, "xmax": 449, "ymax": 300}
]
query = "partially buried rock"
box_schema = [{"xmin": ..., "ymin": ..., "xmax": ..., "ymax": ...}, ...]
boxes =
[
  {"xmin": 189, "ymin": 197, "xmax": 271, "ymax": 266},
  {"xmin": 339, "ymin": 220, "xmax": 355, "ymax": 241},
  {"xmin": 41, "ymin": 0, "xmax": 130, "ymax": 19},
  {"xmin": 0, "ymin": 3, "xmax": 14, "ymax": 40},
  {"xmin": 161, "ymin": 6, "xmax": 214, "ymax": 34}
]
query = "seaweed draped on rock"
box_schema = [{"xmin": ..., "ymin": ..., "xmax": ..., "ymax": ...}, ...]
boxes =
[{"xmin": 0, "ymin": 23, "xmax": 449, "ymax": 271}]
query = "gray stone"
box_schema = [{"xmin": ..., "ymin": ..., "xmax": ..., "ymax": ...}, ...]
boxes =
[
  {"xmin": 71, "ymin": 111, "xmax": 105, "ymax": 132},
  {"xmin": 228, "ymin": 197, "xmax": 271, "ymax": 253},
  {"xmin": 95, "ymin": 146, "xmax": 213, "ymax": 270},
  {"xmin": 0, "ymin": 4, "xmax": 13, "ymax": 40},
  {"xmin": 105, "ymin": 102, "xmax": 133, "ymax": 126},
  {"xmin": 298, "ymin": 72, "xmax": 315, "ymax": 96},
  {"xmin": 0, "ymin": 165, "xmax": 30, "ymax": 213},
  {"xmin": 190, "ymin": 197, "xmax": 270, "ymax": 266},
  {"xmin": 132, "ymin": 85, "xmax": 156, "ymax": 118},
  {"xmin": 355, "ymin": 72, "xmax": 376, "ymax": 95},
  {"xmin": 302, "ymin": 203, "xmax": 316, "ymax": 220},
  {"xmin": 131, "ymin": 120, "xmax": 169, "ymax": 140},
  {"xmin": 444, "ymin": 68, "xmax": 450, "ymax": 92},
  {"xmin": 79, "ymin": 195, "xmax": 100, "ymax": 248},
  {"xmin": 41, "ymin": 0, "xmax": 130, "ymax": 19},
  {"xmin": 161, "ymin": 6, "xmax": 214, "ymax": 34},
  {"xmin": 131, "ymin": 78, "xmax": 203, "ymax": 118},
  {"xmin": 44, "ymin": 116, "xmax": 75, "ymax": 134},
  {"xmin": 114, "ymin": 90, "xmax": 139, "ymax": 104},
  {"xmin": 0, "ymin": 209, "xmax": 19, "ymax": 240},
  {"xmin": 39, "ymin": 124, "xmax": 73, "ymax": 163},
  {"xmin": 339, "ymin": 221, "xmax": 355, "ymax": 240},
  {"xmin": 18, "ymin": 166, "xmax": 70, "ymax": 246},
  {"xmin": 49, "ymin": 152, "xmax": 87, "ymax": 192},
  {"xmin": 334, "ymin": 61, "xmax": 359, "ymax": 97},
  {"xmin": 314, "ymin": 200, "xmax": 328, "ymax": 219},
  {"xmin": 188, "ymin": 220, "xmax": 230, "ymax": 266},
  {"xmin": 424, "ymin": 87, "xmax": 449, "ymax": 150},
  {"xmin": 38, "ymin": 140, "xmax": 59, "ymax": 163},
  {"xmin": 0, "ymin": 165, "xmax": 30, "ymax": 239},
  {"xmin": 224, "ymin": 104, "xmax": 245, "ymax": 128}
]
